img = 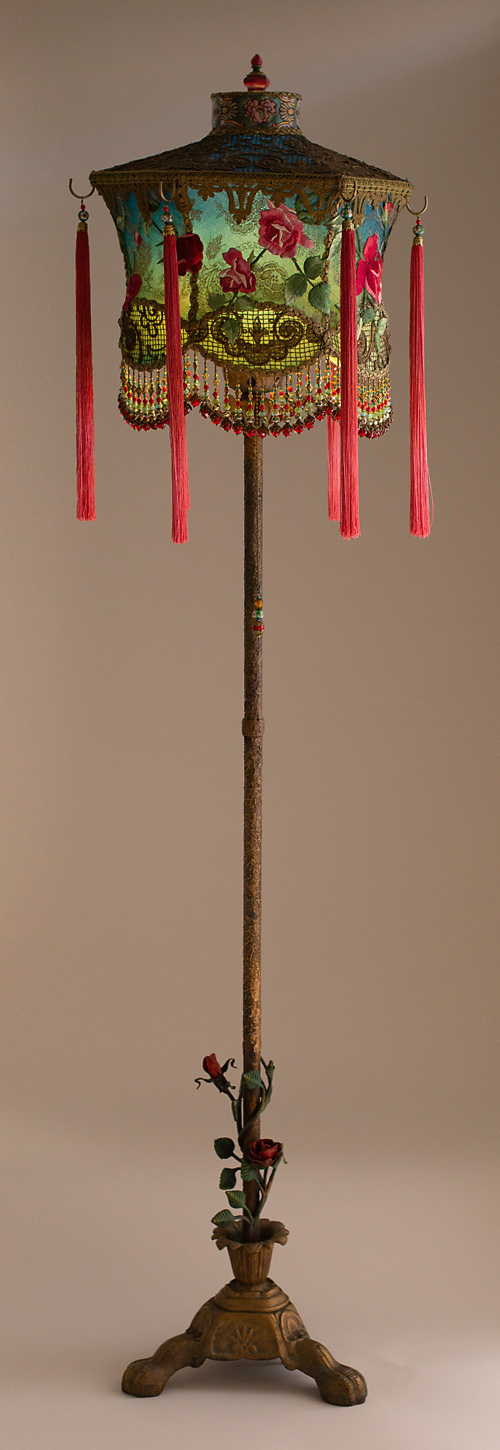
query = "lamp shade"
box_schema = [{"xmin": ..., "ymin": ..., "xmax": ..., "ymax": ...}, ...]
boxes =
[{"xmin": 90, "ymin": 58, "xmax": 412, "ymax": 440}]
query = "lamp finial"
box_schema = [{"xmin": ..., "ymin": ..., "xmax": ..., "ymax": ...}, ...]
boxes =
[{"xmin": 244, "ymin": 55, "xmax": 269, "ymax": 92}]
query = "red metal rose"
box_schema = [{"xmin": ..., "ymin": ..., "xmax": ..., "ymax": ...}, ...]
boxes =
[
  {"xmin": 247, "ymin": 1138, "xmax": 282, "ymax": 1166},
  {"xmin": 219, "ymin": 248, "xmax": 256, "ymax": 293},
  {"xmin": 258, "ymin": 204, "xmax": 313, "ymax": 258},
  {"xmin": 203, "ymin": 1053, "xmax": 222, "ymax": 1079},
  {"xmin": 176, "ymin": 234, "xmax": 204, "ymax": 276}
]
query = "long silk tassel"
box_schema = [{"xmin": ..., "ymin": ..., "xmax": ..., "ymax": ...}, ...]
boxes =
[
  {"xmin": 409, "ymin": 219, "xmax": 431, "ymax": 536},
  {"xmin": 75, "ymin": 210, "xmax": 95, "ymax": 520},
  {"xmin": 340, "ymin": 208, "xmax": 360, "ymax": 538},
  {"xmin": 163, "ymin": 216, "xmax": 189, "ymax": 543},
  {"xmin": 327, "ymin": 410, "xmax": 341, "ymax": 521}
]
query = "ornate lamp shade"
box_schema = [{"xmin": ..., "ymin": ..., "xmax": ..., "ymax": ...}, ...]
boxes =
[{"xmin": 90, "ymin": 58, "xmax": 411, "ymax": 442}]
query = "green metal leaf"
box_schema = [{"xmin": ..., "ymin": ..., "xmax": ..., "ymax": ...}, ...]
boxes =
[
  {"xmin": 214, "ymin": 1137, "xmax": 236, "ymax": 1159},
  {"xmin": 226, "ymin": 1190, "xmax": 247, "ymax": 1209},
  {"xmin": 308, "ymin": 282, "xmax": 330, "ymax": 312},
  {"xmin": 211, "ymin": 1209, "xmax": 236, "ymax": 1226},
  {"xmin": 219, "ymin": 1167, "xmax": 237, "ymax": 1191},
  {"xmin": 284, "ymin": 273, "xmax": 308, "ymax": 304},
  {"xmin": 240, "ymin": 1160, "xmax": 260, "ymax": 1182},
  {"xmin": 303, "ymin": 255, "xmax": 324, "ymax": 281},
  {"xmin": 221, "ymin": 315, "xmax": 241, "ymax": 343},
  {"xmin": 363, "ymin": 306, "xmax": 377, "ymax": 324},
  {"xmin": 243, "ymin": 1070, "xmax": 265, "ymax": 1090}
]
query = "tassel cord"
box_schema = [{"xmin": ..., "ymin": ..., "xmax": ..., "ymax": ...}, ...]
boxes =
[
  {"xmin": 409, "ymin": 220, "xmax": 431, "ymax": 537},
  {"xmin": 163, "ymin": 216, "xmax": 190, "ymax": 543},
  {"xmin": 340, "ymin": 208, "xmax": 360, "ymax": 539},
  {"xmin": 75, "ymin": 205, "xmax": 95, "ymax": 520}
]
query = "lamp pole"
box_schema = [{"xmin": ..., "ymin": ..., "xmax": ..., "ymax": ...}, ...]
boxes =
[{"xmin": 242, "ymin": 434, "xmax": 263, "ymax": 1214}]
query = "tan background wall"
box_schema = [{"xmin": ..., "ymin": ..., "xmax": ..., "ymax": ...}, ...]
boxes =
[{"xmin": 1, "ymin": 5, "xmax": 499, "ymax": 1446}]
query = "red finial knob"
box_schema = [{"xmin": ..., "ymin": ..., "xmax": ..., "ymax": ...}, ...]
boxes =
[{"xmin": 244, "ymin": 55, "xmax": 269, "ymax": 92}]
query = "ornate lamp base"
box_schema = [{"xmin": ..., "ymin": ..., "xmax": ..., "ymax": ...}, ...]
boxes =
[{"xmin": 122, "ymin": 1224, "xmax": 367, "ymax": 1407}]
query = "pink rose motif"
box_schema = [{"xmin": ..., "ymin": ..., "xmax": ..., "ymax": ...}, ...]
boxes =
[
  {"xmin": 244, "ymin": 96, "xmax": 275, "ymax": 125},
  {"xmin": 356, "ymin": 235, "xmax": 383, "ymax": 304},
  {"xmin": 219, "ymin": 249, "xmax": 256, "ymax": 294},
  {"xmin": 258, "ymin": 204, "xmax": 313, "ymax": 258},
  {"xmin": 133, "ymin": 229, "xmax": 143, "ymax": 248},
  {"xmin": 123, "ymin": 273, "xmax": 142, "ymax": 309}
]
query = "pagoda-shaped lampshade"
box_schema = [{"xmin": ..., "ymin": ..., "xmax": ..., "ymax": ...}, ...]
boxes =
[{"xmin": 90, "ymin": 58, "xmax": 411, "ymax": 441}]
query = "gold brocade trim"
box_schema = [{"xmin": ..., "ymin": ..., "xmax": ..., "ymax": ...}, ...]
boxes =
[{"xmin": 92, "ymin": 171, "xmax": 411, "ymax": 228}]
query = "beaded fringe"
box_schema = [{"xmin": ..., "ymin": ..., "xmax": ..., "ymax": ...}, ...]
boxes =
[{"xmin": 118, "ymin": 353, "xmax": 392, "ymax": 440}]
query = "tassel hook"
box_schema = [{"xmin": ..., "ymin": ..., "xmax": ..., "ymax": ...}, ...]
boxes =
[
  {"xmin": 69, "ymin": 180, "xmax": 95, "ymax": 201},
  {"xmin": 406, "ymin": 195, "xmax": 428, "ymax": 217},
  {"xmin": 339, "ymin": 179, "xmax": 358, "ymax": 205}
]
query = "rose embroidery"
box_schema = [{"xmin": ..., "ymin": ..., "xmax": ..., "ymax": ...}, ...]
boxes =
[
  {"xmin": 244, "ymin": 96, "xmax": 275, "ymax": 125},
  {"xmin": 176, "ymin": 234, "xmax": 204, "ymax": 276},
  {"xmin": 356, "ymin": 235, "xmax": 383, "ymax": 304},
  {"xmin": 258, "ymin": 204, "xmax": 313, "ymax": 258},
  {"xmin": 123, "ymin": 273, "xmax": 142, "ymax": 310},
  {"xmin": 219, "ymin": 248, "xmax": 257, "ymax": 294},
  {"xmin": 133, "ymin": 229, "xmax": 143, "ymax": 249}
]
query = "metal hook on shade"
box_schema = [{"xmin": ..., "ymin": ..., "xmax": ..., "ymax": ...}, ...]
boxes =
[
  {"xmin": 69, "ymin": 179, "xmax": 95, "ymax": 201},
  {"xmin": 339, "ymin": 178, "xmax": 358, "ymax": 204},
  {"xmin": 159, "ymin": 181, "xmax": 169, "ymax": 203},
  {"xmin": 405, "ymin": 195, "xmax": 428, "ymax": 216}
]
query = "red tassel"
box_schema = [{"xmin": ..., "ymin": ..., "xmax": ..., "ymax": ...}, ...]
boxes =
[
  {"xmin": 75, "ymin": 210, "xmax": 95, "ymax": 520},
  {"xmin": 340, "ymin": 208, "xmax": 359, "ymax": 538},
  {"xmin": 327, "ymin": 408, "xmax": 340, "ymax": 521},
  {"xmin": 163, "ymin": 215, "xmax": 189, "ymax": 543},
  {"xmin": 409, "ymin": 220, "xmax": 431, "ymax": 536}
]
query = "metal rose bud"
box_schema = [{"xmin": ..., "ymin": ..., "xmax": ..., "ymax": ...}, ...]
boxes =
[
  {"xmin": 247, "ymin": 1138, "xmax": 282, "ymax": 1166},
  {"xmin": 203, "ymin": 1053, "xmax": 222, "ymax": 1079}
]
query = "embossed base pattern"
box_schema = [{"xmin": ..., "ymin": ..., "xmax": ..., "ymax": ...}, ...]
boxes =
[{"xmin": 122, "ymin": 1274, "xmax": 367, "ymax": 1405}]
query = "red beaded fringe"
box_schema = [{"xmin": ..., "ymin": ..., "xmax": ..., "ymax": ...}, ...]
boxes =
[
  {"xmin": 163, "ymin": 227, "xmax": 190, "ymax": 543},
  {"xmin": 340, "ymin": 217, "xmax": 360, "ymax": 539},
  {"xmin": 75, "ymin": 222, "xmax": 95, "ymax": 520},
  {"xmin": 327, "ymin": 409, "xmax": 341, "ymax": 521}
]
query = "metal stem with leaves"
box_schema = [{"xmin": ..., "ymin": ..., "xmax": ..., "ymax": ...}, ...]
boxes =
[{"xmin": 197, "ymin": 1055, "xmax": 284, "ymax": 1242}]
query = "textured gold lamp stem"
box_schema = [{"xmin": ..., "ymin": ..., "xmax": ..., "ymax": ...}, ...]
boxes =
[{"xmin": 242, "ymin": 434, "xmax": 263, "ymax": 1213}]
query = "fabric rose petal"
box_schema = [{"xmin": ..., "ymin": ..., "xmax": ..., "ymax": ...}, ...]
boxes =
[
  {"xmin": 247, "ymin": 1138, "xmax": 283, "ymax": 1167},
  {"xmin": 258, "ymin": 204, "xmax": 313, "ymax": 258},
  {"xmin": 356, "ymin": 234, "xmax": 383, "ymax": 304},
  {"xmin": 219, "ymin": 248, "xmax": 256, "ymax": 294},
  {"xmin": 176, "ymin": 233, "xmax": 204, "ymax": 276},
  {"xmin": 123, "ymin": 273, "xmax": 142, "ymax": 310}
]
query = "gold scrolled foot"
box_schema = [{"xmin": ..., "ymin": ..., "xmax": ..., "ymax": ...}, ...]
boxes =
[
  {"xmin": 122, "ymin": 1332, "xmax": 205, "ymax": 1397},
  {"xmin": 289, "ymin": 1335, "xmax": 367, "ymax": 1405}
]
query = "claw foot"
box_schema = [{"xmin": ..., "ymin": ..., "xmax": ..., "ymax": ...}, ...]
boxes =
[
  {"xmin": 292, "ymin": 1336, "xmax": 367, "ymax": 1405},
  {"xmin": 122, "ymin": 1332, "xmax": 205, "ymax": 1397}
]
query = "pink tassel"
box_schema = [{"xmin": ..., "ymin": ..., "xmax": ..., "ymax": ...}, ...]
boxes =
[
  {"xmin": 75, "ymin": 208, "xmax": 95, "ymax": 520},
  {"xmin": 163, "ymin": 214, "xmax": 189, "ymax": 543},
  {"xmin": 327, "ymin": 409, "xmax": 340, "ymax": 521},
  {"xmin": 340, "ymin": 208, "xmax": 359, "ymax": 538},
  {"xmin": 409, "ymin": 220, "xmax": 431, "ymax": 536}
]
